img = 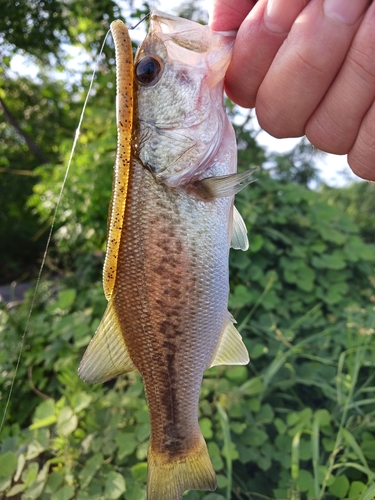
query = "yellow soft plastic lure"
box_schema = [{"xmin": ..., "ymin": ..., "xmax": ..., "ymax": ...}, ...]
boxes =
[{"xmin": 103, "ymin": 20, "xmax": 133, "ymax": 300}]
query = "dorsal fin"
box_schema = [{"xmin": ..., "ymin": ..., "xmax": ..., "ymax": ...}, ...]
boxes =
[{"xmin": 78, "ymin": 300, "xmax": 136, "ymax": 384}]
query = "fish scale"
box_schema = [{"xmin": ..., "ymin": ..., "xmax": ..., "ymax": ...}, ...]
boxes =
[{"xmin": 78, "ymin": 11, "xmax": 255, "ymax": 500}]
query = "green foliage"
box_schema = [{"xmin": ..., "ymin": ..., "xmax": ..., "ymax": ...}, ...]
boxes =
[
  {"xmin": 2, "ymin": 169, "xmax": 375, "ymax": 499},
  {"xmin": 320, "ymin": 181, "xmax": 375, "ymax": 245},
  {"xmin": 0, "ymin": 0, "xmax": 121, "ymax": 283},
  {"xmin": 1, "ymin": 0, "xmax": 119, "ymax": 61}
]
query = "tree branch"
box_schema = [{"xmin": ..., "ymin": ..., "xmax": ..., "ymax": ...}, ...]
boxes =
[{"xmin": 0, "ymin": 97, "xmax": 48, "ymax": 164}]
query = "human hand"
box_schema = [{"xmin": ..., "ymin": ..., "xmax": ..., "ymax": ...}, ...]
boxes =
[{"xmin": 210, "ymin": 0, "xmax": 375, "ymax": 181}]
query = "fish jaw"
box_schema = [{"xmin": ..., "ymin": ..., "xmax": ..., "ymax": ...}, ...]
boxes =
[{"xmin": 133, "ymin": 11, "xmax": 235, "ymax": 186}]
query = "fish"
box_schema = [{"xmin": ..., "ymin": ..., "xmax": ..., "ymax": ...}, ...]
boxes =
[{"xmin": 78, "ymin": 10, "xmax": 255, "ymax": 500}]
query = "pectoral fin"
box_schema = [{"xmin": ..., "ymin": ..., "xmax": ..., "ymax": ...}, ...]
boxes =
[
  {"xmin": 231, "ymin": 206, "xmax": 249, "ymax": 251},
  {"xmin": 209, "ymin": 315, "xmax": 249, "ymax": 367},
  {"xmin": 78, "ymin": 300, "xmax": 136, "ymax": 384},
  {"xmin": 190, "ymin": 168, "xmax": 256, "ymax": 200}
]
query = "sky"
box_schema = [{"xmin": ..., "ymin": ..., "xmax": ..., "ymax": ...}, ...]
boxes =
[{"xmin": 10, "ymin": 0, "xmax": 359, "ymax": 188}]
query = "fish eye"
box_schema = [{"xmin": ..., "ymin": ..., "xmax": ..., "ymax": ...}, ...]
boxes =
[{"xmin": 135, "ymin": 56, "xmax": 163, "ymax": 86}]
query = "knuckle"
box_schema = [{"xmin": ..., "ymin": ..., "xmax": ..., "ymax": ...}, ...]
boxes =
[
  {"xmin": 306, "ymin": 114, "xmax": 353, "ymax": 155},
  {"xmin": 293, "ymin": 48, "xmax": 329, "ymax": 79},
  {"xmin": 346, "ymin": 46, "xmax": 375, "ymax": 88},
  {"xmin": 348, "ymin": 129, "xmax": 375, "ymax": 180}
]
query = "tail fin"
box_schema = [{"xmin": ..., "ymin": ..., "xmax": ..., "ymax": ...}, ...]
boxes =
[{"xmin": 147, "ymin": 435, "xmax": 216, "ymax": 500}]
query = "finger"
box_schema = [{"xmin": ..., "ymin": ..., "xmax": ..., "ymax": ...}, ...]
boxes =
[
  {"xmin": 306, "ymin": 3, "xmax": 375, "ymax": 154},
  {"xmin": 348, "ymin": 101, "xmax": 375, "ymax": 181},
  {"xmin": 223, "ymin": 0, "xmax": 308, "ymax": 108},
  {"xmin": 255, "ymin": 0, "xmax": 370, "ymax": 138},
  {"xmin": 210, "ymin": 0, "xmax": 257, "ymax": 31}
]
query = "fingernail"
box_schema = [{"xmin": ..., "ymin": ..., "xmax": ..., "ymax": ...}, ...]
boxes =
[
  {"xmin": 324, "ymin": 0, "xmax": 369, "ymax": 25},
  {"xmin": 264, "ymin": 0, "xmax": 306, "ymax": 34}
]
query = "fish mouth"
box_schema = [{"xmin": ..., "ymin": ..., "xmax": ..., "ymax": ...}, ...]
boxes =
[{"xmin": 149, "ymin": 10, "xmax": 211, "ymax": 54}]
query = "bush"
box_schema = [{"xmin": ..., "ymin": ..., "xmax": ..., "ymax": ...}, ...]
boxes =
[{"xmin": 1, "ymin": 170, "xmax": 375, "ymax": 500}]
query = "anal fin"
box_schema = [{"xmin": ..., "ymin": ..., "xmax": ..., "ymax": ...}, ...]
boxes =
[
  {"xmin": 209, "ymin": 315, "xmax": 249, "ymax": 367},
  {"xmin": 78, "ymin": 300, "xmax": 136, "ymax": 384}
]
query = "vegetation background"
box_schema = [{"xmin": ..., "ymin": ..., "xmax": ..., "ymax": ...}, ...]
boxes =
[{"xmin": 1, "ymin": 1, "xmax": 375, "ymax": 499}]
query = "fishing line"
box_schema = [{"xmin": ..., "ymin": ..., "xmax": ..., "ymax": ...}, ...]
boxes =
[
  {"xmin": 0, "ymin": 28, "xmax": 112, "ymax": 434},
  {"xmin": 129, "ymin": 13, "xmax": 150, "ymax": 29}
]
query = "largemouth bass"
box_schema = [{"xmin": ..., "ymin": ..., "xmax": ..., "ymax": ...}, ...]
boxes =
[{"xmin": 78, "ymin": 11, "xmax": 254, "ymax": 500}]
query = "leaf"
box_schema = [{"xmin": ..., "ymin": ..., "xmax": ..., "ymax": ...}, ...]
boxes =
[
  {"xmin": 29, "ymin": 415, "xmax": 57, "ymax": 430},
  {"xmin": 78, "ymin": 453, "xmax": 103, "ymax": 488},
  {"xmin": 256, "ymin": 404, "xmax": 274, "ymax": 423},
  {"xmin": 208, "ymin": 442, "xmax": 224, "ymax": 472},
  {"xmin": 216, "ymin": 474, "xmax": 228, "ymax": 489},
  {"xmin": 239, "ymin": 376, "xmax": 263, "ymax": 396},
  {"xmin": 26, "ymin": 439, "xmax": 46, "ymax": 460},
  {"xmin": 125, "ymin": 480, "xmax": 146, "ymax": 500},
  {"xmin": 312, "ymin": 253, "xmax": 346, "ymax": 270},
  {"xmin": 230, "ymin": 422, "xmax": 246, "ymax": 435},
  {"xmin": 131, "ymin": 463, "xmax": 147, "ymax": 483},
  {"xmin": 49, "ymin": 289, "xmax": 77, "ymax": 312},
  {"xmin": 296, "ymin": 470, "xmax": 314, "ymax": 493},
  {"xmin": 44, "ymin": 472, "xmax": 64, "ymax": 494},
  {"xmin": 348, "ymin": 481, "xmax": 366, "ymax": 498},
  {"xmin": 341, "ymin": 428, "xmax": 369, "ymax": 469},
  {"xmin": 21, "ymin": 462, "xmax": 39, "ymax": 487},
  {"xmin": 56, "ymin": 407, "xmax": 78, "ymax": 437},
  {"xmin": 6, "ymin": 484, "xmax": 25, "ymax": 496},
  {"xmin": 0, "ymin": 478, "xmax": 11, "ymax": 493},
  {"xmin": 241, "ymin": 428, "xmax": 268, "ymax": 447},
  {"xmin": 14, "ymin": 454, "xmax": 26, "ymax": 482},
  {"xmin": 0, "ymin": 451, "xmax": 17, "ymax": 478},
  {"xmin": 33, "ymin": 398, "xmax": 55, "ymax": 421},
  {"xmin": 225, "ymin": 366, "xmax": 247, "ymax": 383},
  {"xmin": 51, "ymin": 485, "xmax": 75, "ymax": 500},
  {"xmin": 250, "ymin": 343, "xmax": 268, "ymax": 359},
  {"xmin": 135, "ymin": 423, "xmax": 150, "ymax": 442},
  {"xmin": 115, "ymin": 432, "xmax": 137, "ymax": 460},
  {"xmin": 328, "ymin": 475, "xmax": 350, "ymax": 499},
  {"xmin": 361, "ymin": 438, "xmax": 375, "ymax": 461},
  {"xmin": 360, "ymin": 482, "xmax": 375, "ymax": 500},
  {"xmin": 314, "ymin": 409, "xmax": 331, "ymax": 426},
  {"xmin": 104, "ymin": 471, "xmax": 126, "ymax": 499},
  {"xmin": 229, "ymin": 285, "xmax": 254, "ymax": 309},
  {"xmin": 274, "ymin": 418, "xmax": 286, "ymax": 435},
  {"xmin": 317, "ymin": 225, "xmax": 347, "ymax": 244},
  {"xmin": 72, "ymin": 392, "xmax": 92, "ymax": 413},
  {"xmin": 29, "ymin": 399, "xmax": 57, "ymax": 430},
  {"xmin": 199, "ymin": 418, "xmax": 213, "ymax": 439},
  {"xmin": 248, "ymin": 234, "xmax": 263, "ymax": 252}
]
